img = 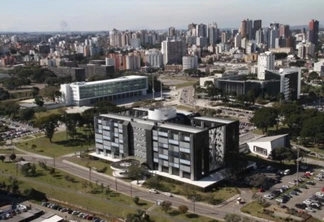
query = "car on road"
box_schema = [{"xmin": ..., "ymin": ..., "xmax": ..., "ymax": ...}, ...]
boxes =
[
  {"xmin": 149, "ymin": 189, "xmax": 158, "ymax": 194},
  {"xmin": 164, "ymin": 192, "xmax": 172, "ymax": 197},
  {"xmin": 264, "ymin": 194, "xmax": 275, "ymax": 200},
  {"xmin": 284, "ymin": 169, "xmax": 291, "ymax": 175}
]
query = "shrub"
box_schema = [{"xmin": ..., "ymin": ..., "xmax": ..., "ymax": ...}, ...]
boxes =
[
  {"xmin": 178, "ymin": 205, "xmax": 188, "ymax": 214},
  {"xmin": 133, "ymin": 196, "xmax": 140, "ymax": 205}
]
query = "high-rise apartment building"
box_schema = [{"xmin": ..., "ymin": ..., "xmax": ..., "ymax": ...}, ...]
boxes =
[
  {"xmin": 182, "ymin": 55, "xmax": 198, "ymax": 71},
  {"xmin": 255, "ymin": 29, "xmax": 264, "ymax": 44},
  {"xmin": 246, "ymin": 19, "xmax": 253, "ymax": 40},
  {"xmin": 257, "ymin": 51, "xmax": 275, "ymax": 80},
  {"xmin": 297, "ymin": 42, "xmax": 315, "ymax": 59},
  {"xmin": 168, "ymin": 27, "xmax": 176, "ymax": 37},
  {"xmin": 234, "ymin": 33, "xmax": 242, "ymax": 48},
  {"xmin": 279, "ymin": 25, "xmax": 290, "ymax": 38},
  {"xmin": 221, "ymin": 32, "xmax": 227, "ymax": 43},
  {"xmin": 240, "ymin": 20, "xmax": 247, "ymax": 38},
  {"xmin": 308, "ymin": 19, "xmax": 319, "ymax": 45},
  {"xmin": 145, "ymin": 49, "xmax": 163, "ymax": 68},
  {"xmin": 208, "ymin": 23, "xmax": 218, "ymax": 45},
  {"xmin": 196, "ymin": 23, "xmax": 207, "ymax": 37},
  {"xmin": 161, "ymin": 39, "xmax": 187, "ymax": 65}
]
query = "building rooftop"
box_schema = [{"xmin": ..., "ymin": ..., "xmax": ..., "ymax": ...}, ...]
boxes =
[
  {"xmin": 194, "ymin": 116, "xmax": 236, "ymax": 124},
  {"xmin": 71, "ymin": 75, "xmax": 147, "ymax": 86},
  {"xmin": 250, "ymin": 134, "xmax": 288, "ymax": 143}
]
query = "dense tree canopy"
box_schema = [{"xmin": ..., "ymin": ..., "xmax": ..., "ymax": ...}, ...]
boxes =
[{"xmin": 250, "ymin": 107, "xmax": 278, "ymax": 134}]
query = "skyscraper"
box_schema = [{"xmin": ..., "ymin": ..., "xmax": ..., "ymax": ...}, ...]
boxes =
[
  {"xmin": 246, "ymin": 19, "xmax": 253, "ymax": 40},
  {"xmin": 240, "ymin": 20, "xmax": 247, "ymax": 38},
  {"xmin": 253, "ymin": 20, "xmax": 262, "ymax": 40},
  {"xmin": 208, "ymin": 23, "xmax": 218, "ymax": 45},
  {"xmin": 221, "ymin": 32, "xmax": 227, "ymax": 43},
  {"xmin": 168, "ymin": 27, "xmax": 176, "ymax": 37},
  {"xmin": 197, "ymin": 23, "xmax": 207, "ymax": 37},
  {"xmin": 279, "ymin": 25, "xmax": 290, "ymax": 38},
  {"xmin": 257, "ymin": 51, "xmax": 275, "ymax": 80},
  {"xmin": 234, "ymin": 33, "xmax": 242, "ymax": 48},
  {"xmin": 255, "ymin": 29, "xmax": 264, "ymax": 44},
  {"xmin": 161, "ymin": 39, "xmax": 187, "ymax": 65},
  {"xmin": 309, "ymin": 19, "xmax": 319, "ymax": 44}
]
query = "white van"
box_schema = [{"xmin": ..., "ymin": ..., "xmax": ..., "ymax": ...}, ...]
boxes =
[{"xmin": 284, "ymin": 169, "xmax": 291, "ymax": 175}]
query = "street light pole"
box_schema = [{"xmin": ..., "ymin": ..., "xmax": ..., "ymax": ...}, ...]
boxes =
[
  {"xmin": 130, "ymin": 183, "xmax": 132, "ymax": 197},
  {"xmin": 89, "ymin": 167, "xmax": 92, "ymax": 182},
  {"xmin": 296, "ymin": 147, "xmax": 300, "ymax": 186},
  {"xmin": 192, "ymin": 196, "xmax": 196, "ymax": 213},
  {"xmin": 115, "ymin": 177, "xmax": 117, "ymax": 191}
]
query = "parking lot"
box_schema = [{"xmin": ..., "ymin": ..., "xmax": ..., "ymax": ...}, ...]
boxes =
[{"xmin": 260, "ymin": 167, "xmax": 324, "ymax": 220}]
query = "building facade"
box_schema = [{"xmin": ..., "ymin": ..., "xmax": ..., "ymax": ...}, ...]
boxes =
[
  {"xmin": 257, "ymin": 51, "xmax": 275, "ymax": 80},
  {"xmin": 94, "ymin": 107, "xmax": 239, "ymax": 181},
  {"xmin": 161, "ymin": 39, "xmax": 187, "ymax": 65},
  {"xmin": 145, "ymin": 49, "xmax": 163, "ymax": 68},
  {"xmin": 60, "ymin": 75, "xmax": 148, "ymax": 106},
  {"xmin": 182, "ymin": 55, "xmax": 198, "ymax": 71}
]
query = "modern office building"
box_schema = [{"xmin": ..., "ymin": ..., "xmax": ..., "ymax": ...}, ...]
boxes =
[
  {"xmin": 257, "ymin": 51, "xmax": 275, "ymax": 80},
  {"xmin": 60, "ymin": 75, "xmax": 148, "ymax": 106},
  {"xmin": 309, "ymin": 19, "xmax": 319, "ymax": 45},
  {"xmin": 94, "ymin": 107, "xmax": 239, "ymax": 181},
  {"xmin": 265, "ymin": 68, "xmax": 301, "ymax": 100},
  {"xmin": 297, "ymin": 42, "xmax": 315, "ymax": 59},
  {"xmin": 208, "ymin": 23, "xmax": 218, "ymax": 45},
  {"xmin": 234, "ymin": 33, "xmax": 242, "ymax": 48}
]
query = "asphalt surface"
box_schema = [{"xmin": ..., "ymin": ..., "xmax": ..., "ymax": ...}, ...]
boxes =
[{"xmin": 17, "ymin": 155, "xmax": 228, "ymax": 221}]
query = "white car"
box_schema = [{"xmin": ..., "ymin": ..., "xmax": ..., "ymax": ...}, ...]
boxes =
[
  {"xmin": 284, "ymin": 169, "xmax": 291, "ymax": 175},
  {"xmin": 264, "ymin": 194, "xmax": 275, "ymax": 200},
  {"xmin": 305, "ymin": 207, "xmax": 316, "ymax": 213},
  {"xmin": 149, "ymin": 189, "xmax": 158, "ymax": 194},
  {"xmin": 164, "ymin": 192, "xmax": 173, "ymax": 197},
  {"xmin": 316, "ymin": 192, "xmax": 324, "ymax": 197}
]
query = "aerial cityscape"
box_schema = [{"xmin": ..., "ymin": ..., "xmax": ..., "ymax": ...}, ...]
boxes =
[{"xmin": 0, "ymin": 1, "xmax": 324, "ymax": 222}]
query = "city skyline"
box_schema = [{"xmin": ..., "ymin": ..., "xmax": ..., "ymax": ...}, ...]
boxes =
[{"xmin": 0, "ymin": 0, "xmax": 323, "ymax": 32}]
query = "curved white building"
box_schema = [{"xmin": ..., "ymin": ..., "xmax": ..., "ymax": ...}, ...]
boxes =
[{"xmin": 182, "ymin": 55, "xmax": 198, "ymax": 71}]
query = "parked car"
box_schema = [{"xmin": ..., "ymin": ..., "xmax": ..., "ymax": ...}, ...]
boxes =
[
  {"xmin": 284, "ymin": 169, "xmax": 291, "ymax": 175},
  {"xmin": 305, "ymin": 207, "xmax": 316, "ymax": 213},
  {"xmin": 295, "ymin": 203, "xmax": 307, "ymax": 209},
  {"xmin": 164, "ymin": 192, "xmax": 173, "ymax": 197}
]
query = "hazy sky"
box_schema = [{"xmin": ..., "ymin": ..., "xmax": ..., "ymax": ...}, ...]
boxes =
[{"xmin": 0, "ymin": 0, "xmax": 322, "ymax": 31}]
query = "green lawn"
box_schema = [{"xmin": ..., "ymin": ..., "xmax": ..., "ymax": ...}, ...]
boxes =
[
  {"xmin": 151, "ymin": 207, "xmax": 218, "ymax": 222},
  {"xmin": 245, "ymin": 154, "xmax": 296, "ymax": 169},
  {"xmin": 34, "ymin": 107, "xmax": 66, "ymax": 120},
  {"xmin": 16, "ymin": 131, "xmax": 92, "ymax": 157},
  {"xmin": 0, "ymin": 161, "xmax": 152, "ymax": 219},
  {"xmin": 175, "ymin": 81, "xmax": 198, "ymax": 89},
  {"xmin": 0, "ymin": 148, "xmax": 24, "ymax": 155},
  {"xmin": 66, "ymin": 156, "xmax": 113, "ymax": 176},
  {"xmin": 241, "ymin": 201, "xmax": 276, "ymax": 221}
]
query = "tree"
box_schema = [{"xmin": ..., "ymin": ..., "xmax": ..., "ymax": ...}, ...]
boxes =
[
  {"xmin": 126, "ymin": 210, "xmax": 150, "ymax": 222},
  {"xmin": 178, "ymin": 205, "xmax": 188, "ymax": 214},
  {"xmin": 308, "ymin": 71, "xmax": 319, "ymax": 81},
  {"xmin": 127, "ymin": 166, "xmax": 146, "ymax": 184},
  {"xmin": 0, "ymin": 88, "xmax": 10, "ymax": 100},
  {"xmin": 19, "ymin": 108, "xmax": 35, "ymax": 121},
  {"xmin": 31, "ymin": 87, "xmax": 40, "ymax": 97},
  {"xmin": 271, "ymin": 147, "xmax": 294, "ymax": 163},
  {"xmin": 224, "ymin": 214, "xmax": 242, "ymax": 222},
  {"xmin": 64, "ymin": 113, "xmax": 82, "ymax": 140},
  {"xmin": 0, "ymin": 155, "xmax": 5, "ymax": 162},
  {"xmin": 37, "ymin": 114, "xmax": 60, "ymax": 143},
  {"xmin": 250, "ymin": 107, "xmax": 278, "ymax": 134},
  {"xmin": 133, "ymin": 196, "xmax": 140, "ymax": 205},
  {"xmin": 9, "ymin": 153, "xmax": 16, "ymax": 162},
  {"xmin": 34, "ymin": 96, "xmax": 44, "ymax": 107},
  {"xmin": 160, "ymin": 201, "xmax": 172, "ymax": 213},
  {"xmin": 301, "ymin": 114, "xmax": 324, "ymax": 144}
]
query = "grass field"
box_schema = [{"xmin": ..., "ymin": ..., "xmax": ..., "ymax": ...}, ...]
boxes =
[
  {"xmin": 34, "ymin": 108, "xmax": 66, "ymax": 120},
  {"xmin": 16, "ymin": 131, "xmax": 92, "ymax": 157},
  {"xmin": 241, "ymin": 201, "xmax": 276, "ymax": 221},
  {"xmin": 67, "ymin": 156, "xmax": 113, "ymax": 176},
  {"xmin": 0, "ymin": 148, "xmax": 24, "ymax": 155},
  {"xmin": 0, "ymin": 161, "xmax": 152, "ymax": 219},
  {"xmin": 151, "ymin": 207, "xmax": 217, "ymax": 222}
]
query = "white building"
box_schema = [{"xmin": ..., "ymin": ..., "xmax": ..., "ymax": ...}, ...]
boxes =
[
  {"xmin": 145, "ymin": 49, "xmax": 163, "ymax": 67},
  {"xmin": 125, "ymin": 54, "xmax": 141, "ymax": 71},
  {"xmin": 314, "ymin": 59, "xmax": 324, "ymax": 76},
  {"xmin": 297, "ymin": 42, "xmax": 315, "ymax": 59},
  {"xmin": 182, "ymin": 55, "xmax": 198, "ymax": 71},
  {"xmin": 247, "ymin": 134, "xmax": 290, "ymax": 158},
  {"xmin": 257, "ymin": 51, "xmax": 275, "ymax": 80},
  {"xmin": 234, "ymin": 33, "xmax": 242, "ymax": 48},
  {"xmin": 60, "ymin": 75, "xmax": 148, "ymax": 106}
]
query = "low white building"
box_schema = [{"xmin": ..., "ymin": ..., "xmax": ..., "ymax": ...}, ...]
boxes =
[
  {"xmin": 314, "ymin": 59, "xmax": 324, "ymax": 76},
  {"xmin": 247, "ymin": 134, "xmax": 290, "ymax": 158}
]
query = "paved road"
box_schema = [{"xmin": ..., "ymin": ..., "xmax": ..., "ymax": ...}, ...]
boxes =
[{"xmin": 15, "ymin": 154, "xmax": 228, "ymax": 220}]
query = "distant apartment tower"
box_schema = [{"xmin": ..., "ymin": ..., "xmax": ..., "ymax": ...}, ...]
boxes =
[
  {"xmin": 125, "ymin": 53, "xmax": 141, "ymax": 71},
  {"xmin": 279, "ymin": 25, "xmax": 290, "ymax": 38},
  {"xmin": 196, "ymin": 23, "xmax": 207, "ymax": 37},
  {"xmin": 309, "ymin": 19, "xmax": 319, "ymax": 44},
  {"xmin": 297, "ymin": 42, "xmax": 315, "ymax": 59},
  {"xmin": 257, "ymin": 51, "xmax": 275, "ymax": 80},
  {"xmin": 253, "ymin": 20, "xmax": 262, "ymax": 38},
  {"xmin": 161, "ymin": 39, "xmax": 186, "ymax": 65},
  {"xmin": 145, "ymin": 49, "xmax": 163, "ymax": 68},
  {"xmin": 255, "ymin": 29, "xmax": 264, "ymax": 44},
  {"xmin": 182, "ymin": 55, "xmax": 198, "ymax": 71},
  {"xmin": 109, "ymin": 29, "xmax": 121, "ymax": 47},
  {"xmin": 240, "ymin": 20, "xmax": 247, "ymax": 38},
  {"xmin": 234, "ymin": 33, "xmax": 242, "ymax": 48},
  {"xmin": 221, "ymin": 32, "xmax": 227, "ymax": 43},
  {"xmin": 208, "ymin": 23, "xmax": 218, "ymax": 45},
  {"xmin": 168, "ymin": 27, "xmax": 176, "ymax": 37}
]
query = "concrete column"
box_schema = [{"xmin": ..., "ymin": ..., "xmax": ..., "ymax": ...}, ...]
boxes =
[
  {"xmin": 169, "ymin": 166, "xmax": 172, "ymax": 175},
  {"xmin": 179, "ymin": 170, "xmax": 183, "ymax": 178},
  {"xmin": 158, "ymin": 164, "xmax": 162, "ymax": 172}
]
